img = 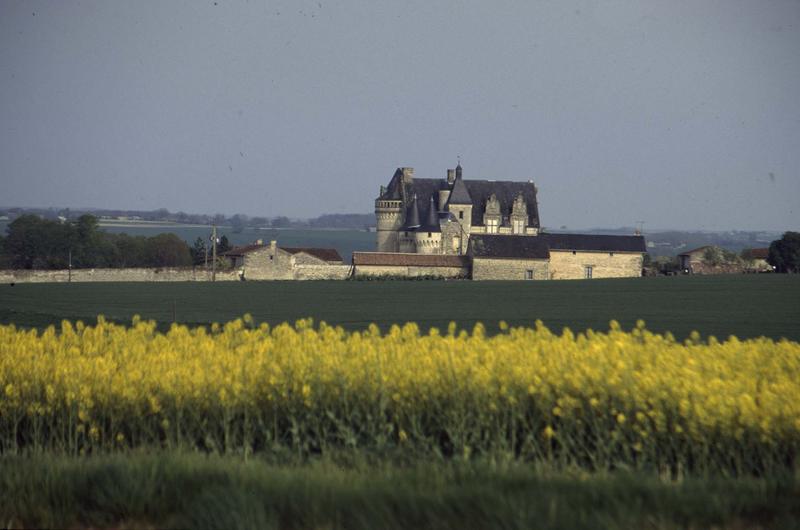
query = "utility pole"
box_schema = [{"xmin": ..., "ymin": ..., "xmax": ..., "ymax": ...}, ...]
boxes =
[{"xmin": 211, "ymin": 225, "xmax": 217, "ymax": 282}]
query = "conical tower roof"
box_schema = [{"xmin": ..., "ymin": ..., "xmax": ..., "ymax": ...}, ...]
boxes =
[
  {"xmin": 404, "ymin": 194, "xmax": 421, "ymax": 229},
  {"xmin": 448, "ymin": 171, "xmax": 472, "ymax": 205},
  {"xmin": 424, "ymin": 195, "xmax": 441, "ymax": 232}
]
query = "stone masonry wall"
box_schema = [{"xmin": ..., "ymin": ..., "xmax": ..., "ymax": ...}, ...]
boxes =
[
  {"xmin": 354, "ymin": 264, "xmax": 468, "ymax": 278},
  {"xmin": 240, "ymin": 246, "xmax": 294, "ymax": 280},
  {"xmin": 471, "ymin": 258, "xmax": 549, "ymax": 281},
  {"xmin": 548, "ymin": 251, "xmax": 643, "ymax": 280},
  {"xmin": 293, "ymin": 264, "xmax": 352, "ymax": 280},
  {"xmin": 0, "ymin": 268, "xmax": 240, "ymax": 283}
]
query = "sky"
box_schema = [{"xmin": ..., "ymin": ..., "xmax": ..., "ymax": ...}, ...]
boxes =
[{"xmin": 1, "ymin": 1, "xmax": 799, "ymax": 231}]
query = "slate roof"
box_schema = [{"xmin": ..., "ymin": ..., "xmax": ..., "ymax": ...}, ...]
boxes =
[
  {"xmin": 404, "ymin": 195, "xmax": 421, "ymax": 229},
  {"xmin": 377, "ymin": 167, "xmax": 540, "ymax": 229},
  {"xmin": 353, "ymin": 252, "xmax": 470, "ymax": 267},
  {"xmin": 448, "ymin": 176, "xmax": 472, "ymax": 205},
  {"xmin": 468, "ymin": 234, "xmax": 550, "ymax": 259},
  {"xmin": 423, "ymin": 196, "xmax": 440, "ymax": 232},
  {"xmin": 281, "ymin": 247, "xmax": 343, "ymax": 262},
  {"xmin": 543, "ymin": 234, "xmax": 647, "ymax": 253}
]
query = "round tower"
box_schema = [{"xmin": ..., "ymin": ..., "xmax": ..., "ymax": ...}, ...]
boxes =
[
  {"xmin": 375, "ymin": 195, "xmax": 403, "ymax": 252},
  {"xmin": 415, "ymin": 195, "xmax": 442, "ymax": 255}
]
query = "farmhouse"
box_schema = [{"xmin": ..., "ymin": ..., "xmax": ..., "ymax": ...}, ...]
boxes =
[
  {"xmin": 223, "ymin": 240, "xmax": 349, "ymax": 280},
  {"xmin": 372, "ymin": 164, "xmax": 646, "ymax": 280}
]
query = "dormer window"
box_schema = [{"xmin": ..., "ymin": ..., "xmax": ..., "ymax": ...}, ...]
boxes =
[{"xmin": 459, "ymin": 211, "xmax": 464, "ymax": 220}]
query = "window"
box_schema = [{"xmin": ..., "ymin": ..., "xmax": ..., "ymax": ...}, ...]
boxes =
[
  {"xmin": 513, "ymin": 219, "xmax": 525, "ymax": 234},
  {"xmin": 487, "ymin": 219, "xmax": 498, "ymax": 233},
  {"xmin": 428, "ymin": 232, "xmax": 432, "ymax": 237},
  {"xmin": 269, "ymin": 255, "xmax": 274, "ymax": 261},
  {"xmin": 526, "ymin": 269, "xmax": 534, "ymax": 280},
  {"xmin": 609, "ymin": 252, "xmax": 614, "ymax": 257},
  {"xmin": 458, "ymin": 211, "xmax": 464, "ymax": 220},
  {"xmin": 585, "ymin": 266, "xmax": 593, "ymax": 279}
]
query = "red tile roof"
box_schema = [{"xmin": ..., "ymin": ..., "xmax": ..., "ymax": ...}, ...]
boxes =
[{"xmin": 353, "ymin": 252, "xmax": 469, "ymax": 267}]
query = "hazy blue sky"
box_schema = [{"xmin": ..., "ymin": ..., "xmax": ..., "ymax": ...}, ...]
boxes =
[{"xmin": 1, "ymin": 1, "xmax": 798, "ymax": 230}]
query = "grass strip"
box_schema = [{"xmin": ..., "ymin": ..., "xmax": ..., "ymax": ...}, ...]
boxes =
[{"xmin": 1, "ymin": 452, "xmax": 798, "ymax": 529}]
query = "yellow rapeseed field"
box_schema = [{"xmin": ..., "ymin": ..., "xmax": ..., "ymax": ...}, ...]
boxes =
[{"xmin": 1, "ymin": 316, "xmax": 798, "ymax": 474}]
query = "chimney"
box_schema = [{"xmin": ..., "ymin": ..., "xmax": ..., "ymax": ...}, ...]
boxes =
[
  {"xmin": 447, "ymin": 169, "xmax": 455, "ymax": 184},
  {"xmin": 270, "ymin": 240, "xmax": 277, "ymax": 253},
  {"xmin": 455, "ymin": 163, "xmax": 462, "ymax": 180},
  {"xmin": 401, "ymin": 167, "xmax": 415, "ymax": 184}
]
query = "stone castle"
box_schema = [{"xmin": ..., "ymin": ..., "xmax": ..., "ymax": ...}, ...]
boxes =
[
  {"xmin": 365, "ymin": 163, "xmax": 647, "ymax": 280},
  {"xmin": 375, "ymin": 164, "xmax": 540, "ymax": 255}
]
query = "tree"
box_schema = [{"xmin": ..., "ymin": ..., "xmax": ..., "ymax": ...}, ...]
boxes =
[
  {"xmin": 271, "ymin": 216, "xmax": 291, "ymax": 228},
  {"xmin": 3, "ymin": 214, "xmax": 73, "ymax": 269},
  {"xmin": 768, "ymin": 232, "xmax": 800, "ymax": 273},
  {"xmin": 740, "ymin": 248, "xmax": 756, "ymax": 269},
  {"xmin": 144, "ymin": 234, "xmax": 192, "ymax": 267},
  {"xmin": 217, "ymin": 235, "xmax": 232, "ymax": 255},
  {"xmin": 230, "ymin": 214, "xmax": 248, "ymax": 233},
  {"xmin": 190, "ymin": 237, "xmax": 207, "ymax": 264},
  {"xmin": 702, "ymin": 246, "xmax": 724, "ymax": 267}
]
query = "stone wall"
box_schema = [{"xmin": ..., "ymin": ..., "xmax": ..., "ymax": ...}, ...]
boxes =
[
  {"xmin": 354, "ymin": 264, "xmax": 468, "ymax": 279},
  {"xmin": 0, "ymin": 267, "xmax": 240, "ymax": 283},
  {"xmin": 471, "ymin": 258, "xmax": 550, "ymax": 281},
  {"xmin": 294, "ymin": 264, "xmax": 353, "ymax": 280},
  {"xmin": 548, "ymin": 251, "xmax": 643, "ymax": 280},
  {"xmin": 240, "ymin": 246, "xmax": 294, "ymax": 280}
]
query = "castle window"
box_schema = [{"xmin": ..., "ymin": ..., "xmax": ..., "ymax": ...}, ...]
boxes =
[
  {"xmin": 458, "ymin": 211, "xmax": 464, "ymax": 219},
  {"xmin": 487, "ymin": 219, "xmax": 499, "ymax": 233},
  {"xmin": 428, "ymin": 232, "xmax": 432, "ymax": 237},
  {"xmin": 512, "ymin": 219, "xmax": 525, "ymax": 234},
  {"xmin": 526, "ymin": 269, "xmax": 534, "ymax": 280},
  {"xmin": 609, "ymin": 252, "xmax": 614, "ymax": 257},
  {"xmin": 572, "ymin": 251, "xmax": 577, "ymax": 255},
  {"xmin": 585, "ymin": 266, "xmax": 593, "ymax": 279}
]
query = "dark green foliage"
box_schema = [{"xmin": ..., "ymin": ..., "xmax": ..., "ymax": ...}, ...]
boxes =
[
  {"xmin": 1, "ymin": 453, "xmax": 798, "ymax": 530},
  {"xmin": 217, "ymin": 234, "xmax": 232, "ymax": 254},
  {"xmin": 1, "ymin": 214, "xmax": 194, "ymax": 269},
  {"xmin": 190, "ymin": 237, "xmax": 207, "ymax": 264},
  {"xmin": 1, "ymin": 275, "xmax": 798, "ymax": 342},
  {"xmin": 768, "ymin": 231, "xmax": 800, "ymax": 273},
  {"xmin": 144, "ymin": 233, "xmax": 193, "ymax": 267}
]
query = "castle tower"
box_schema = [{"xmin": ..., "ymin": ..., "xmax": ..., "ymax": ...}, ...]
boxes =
[
  {"xmin": 399, "ymin": 194, "xmax": 420, "ymax": 253},
  {"xmin": 446, "ymin": 163, "xmax": 473, "ymax": 253},
  {"xmin": 415, "ymin": 196, "xmax": 442, "ymax": 255},
  {"xmin": 375, "ymin": 169, "xmax": 407, "ymax": 252}
]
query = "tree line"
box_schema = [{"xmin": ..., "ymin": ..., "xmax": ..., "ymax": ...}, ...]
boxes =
[{"xmin": 0, "ymin": 214, "xmax": 211, "ymax": 270}]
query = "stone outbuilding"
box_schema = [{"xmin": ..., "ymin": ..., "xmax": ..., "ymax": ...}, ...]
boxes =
[
  {"xmin": 469, "ymin": 234, "xmax": 550, "ymax": 280},
  {"xmin": 224, "ymin": 240, "xmax": 348, "ymax": 280},
  {"xmin": 544, "ymin": 234, "xmax": 647, "ymax": 280},
  {"xmin": 469, "ymin": 233, "xmax": 646, "ymax": 280}
]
